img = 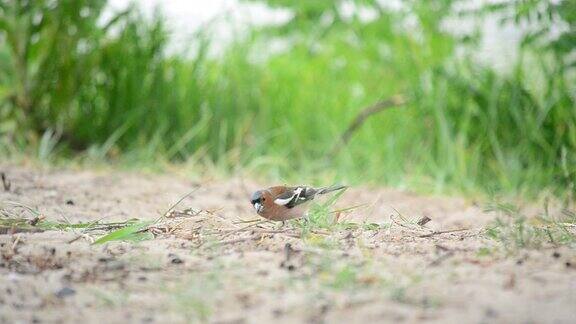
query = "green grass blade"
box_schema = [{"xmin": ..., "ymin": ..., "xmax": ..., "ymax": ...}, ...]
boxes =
[{"xmin": 93, "ymin": 221, "xmax": 153, "ymax": 244}]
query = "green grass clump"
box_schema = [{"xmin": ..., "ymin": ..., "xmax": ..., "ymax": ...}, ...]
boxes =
[
  {"xmin": 292, "ymin": 188, "xmax": 383, "ymax": 235},
  {"xmin": 0, "ymin": 199, "xmax": 153, "ymax": 242},
  {"xmin": 296, "ymin": 188, "xmax": 347, "ymax": 231},
  {"xmin": 485, "ymin": 202, "xmax": 576, "ymax": 252}
]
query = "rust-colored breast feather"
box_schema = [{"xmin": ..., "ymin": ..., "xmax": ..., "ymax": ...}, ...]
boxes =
[{"xmin": 258, "ymin": 187, "xmax": 306, "ymax": 221}]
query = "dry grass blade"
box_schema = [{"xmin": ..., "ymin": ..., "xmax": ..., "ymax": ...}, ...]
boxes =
[
  {"xmin": 217, "ymin": 220, "xmax": 269, "ymax": 240},
  {"xmin": 389, "ymin": 208, "xmax": 433, "ymax": 235},
  {"xmin": 160, "ymin": 188, "xmax": 200, "ymax": 221},
  {"xmin": 417, "ymin": 216, "xmax": 432, "ymax": 226},
  {"xmin": 419, "ymin": 228, "xmax": 470, "ymax": 238}
]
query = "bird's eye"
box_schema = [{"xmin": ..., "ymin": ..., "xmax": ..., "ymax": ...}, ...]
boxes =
[{"xmin": 261, "ymin": 197, "xmax": 266, "ymax": 201}]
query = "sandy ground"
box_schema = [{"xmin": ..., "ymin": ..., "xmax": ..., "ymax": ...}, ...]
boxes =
[{"xmin": 0, "ymin": 165, "xmax": 574, "ymax": 324}]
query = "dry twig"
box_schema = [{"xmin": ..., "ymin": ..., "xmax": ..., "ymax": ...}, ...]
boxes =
[
  {"xmin": 330, "ymin": 95, "xmax": 407, "ymax": 158},
  {"xmin": 418, "ymin": 228, "xmax": 470, "ymax": 238}
]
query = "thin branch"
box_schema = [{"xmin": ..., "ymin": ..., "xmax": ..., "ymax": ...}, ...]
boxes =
[{"xmin": 329, "ymin": 95, "xmax": 407, "ymax": 158}]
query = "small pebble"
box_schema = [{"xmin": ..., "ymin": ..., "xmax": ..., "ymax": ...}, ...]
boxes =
[
  {"xmin": 106, "ymin": 261, "xmax": 125, "ymax": 271},
  {"xmin": 485, "ymin": 308, "xmax": 498, "ymax": 318},
  {"xmin": 272, "ymin": 309, "xmax": 284, "ymax": 318},
  {"xmin": 55, "ymin": 287, "xmax": 76, "ymax": 298},
  {"xmin": 171, "ymin": 257, "xmax": 183, "ymax": 265}
]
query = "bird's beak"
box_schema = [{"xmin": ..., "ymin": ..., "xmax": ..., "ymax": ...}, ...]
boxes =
[{"xmin": 253, "ymin": 202, "xmax": 262, "ymax": 213}]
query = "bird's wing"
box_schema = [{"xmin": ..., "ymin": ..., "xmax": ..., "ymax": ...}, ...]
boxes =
[{"xmin": 273, "ymin": 186, "xmax": 317, "ymax": 208}]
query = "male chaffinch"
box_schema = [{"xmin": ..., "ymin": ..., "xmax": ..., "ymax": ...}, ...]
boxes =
[{"xmin": 250, "ymin": 185, "xmax": 346, "ymax": 221}]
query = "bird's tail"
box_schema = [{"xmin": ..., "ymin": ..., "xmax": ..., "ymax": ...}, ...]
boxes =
[{"xmin": 316, "ymin": 185, "xmax": 347, "ymax": 195}]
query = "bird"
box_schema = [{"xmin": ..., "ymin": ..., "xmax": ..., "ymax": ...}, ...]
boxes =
[{"xmin": 250, "ymin": 185, "xmax": 347, "ymax": 221}]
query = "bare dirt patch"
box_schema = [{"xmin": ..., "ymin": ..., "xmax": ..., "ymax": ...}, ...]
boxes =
[{"xmin": 0, "ymin": 165, "xmax": 574, "ymax": 323}]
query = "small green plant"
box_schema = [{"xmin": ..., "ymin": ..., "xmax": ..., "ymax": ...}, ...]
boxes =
[
  {"xmin": 292, "ymin": 188, "xmax": 347, "ymax": 234},
  {"xmin": 476, "ymin": 247, "xmax": 493, "ymax": 257},
  {"xmin": 90, "ymin": 288, "xmax": 131, "ymax": 308},
  {"xmin": 329, "ymin": 265, "xmax": 359, "ymax": 290}
]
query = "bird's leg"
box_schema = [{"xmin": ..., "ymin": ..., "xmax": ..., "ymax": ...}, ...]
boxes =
[{"xmin": 302, "ymin": 212, "xmax": 310, "ymax": 226}]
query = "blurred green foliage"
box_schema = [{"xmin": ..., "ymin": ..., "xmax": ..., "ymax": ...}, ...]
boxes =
[
  {"xmin": 0, "ymin": 0, "xmax": 574, "ymax": 198},
  {"xmin": 0, "ymin": 1, "xmax": 102, "ymax": 138},
  {"xmin": 477, "ymin": 0, "xmax": 576, "ymax": 65}
]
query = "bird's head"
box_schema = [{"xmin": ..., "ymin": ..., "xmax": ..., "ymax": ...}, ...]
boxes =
[{"xmin": 250, "ymin": 190, "xmax": 266, "ymax": 214}]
